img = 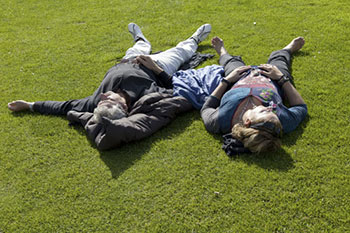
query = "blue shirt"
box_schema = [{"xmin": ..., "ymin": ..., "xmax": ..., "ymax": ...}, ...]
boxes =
[
  {"xmin": 200, "ymin": 67, "xmax": 308, "ymax": 134},
  {"xmin": 219, "ymin": 87, "xmax": 307, "ymax": 133}
]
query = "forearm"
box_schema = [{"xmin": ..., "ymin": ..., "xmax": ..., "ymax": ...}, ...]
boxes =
[
  {"xmin": 281, "ymin": 81, "xmax": 306, "ymax": 106},
  {"xmin": 210, "ymin": 81, "xmax": 229, "ymax": 100}
]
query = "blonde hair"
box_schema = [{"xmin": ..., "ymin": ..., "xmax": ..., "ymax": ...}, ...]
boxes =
[{"xmin": 231, "ymin": 119, "xmax": 282, "ymax": 154}]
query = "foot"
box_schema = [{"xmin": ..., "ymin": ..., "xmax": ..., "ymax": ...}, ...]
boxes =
[
  {"xmin": 8, "ymin": 100, "xmax": 32, "ymax": 112},
  {"xmin": 190, "ymin": 24, "xmax": 211, "ymax": 44},
  {"xmin": 211, "ymin": 36, "xmax": 228, "ymax": 56},
  {"xmin": 128, "ymin": 23, "xmax": 150, "ymax": 44},
  {"xmin": 284, "ymin": 37, "xmax": 305, "ymax": 53}
]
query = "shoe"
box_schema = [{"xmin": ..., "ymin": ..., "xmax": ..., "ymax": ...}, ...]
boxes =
[
  {"xmin": 190, "ymin": 24, "xmax": 211, "ymax": 44},
  {"xmin": 128, "ymin": 23, "xmax": 150, "ymax": 44}
]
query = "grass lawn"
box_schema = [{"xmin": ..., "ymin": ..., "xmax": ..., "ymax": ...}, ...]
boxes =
[{"xmin": 1, "ymin": 0, "xmax": 350, "ymax": 232}]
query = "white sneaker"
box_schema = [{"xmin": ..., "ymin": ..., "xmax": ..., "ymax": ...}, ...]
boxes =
[
  {"xmin": 128, "ymin": 23, "xmax": 150, "ymax": 44},
  {"xmin": 190, "ymin": 24, "xmax": 211, "ymax": 44}
]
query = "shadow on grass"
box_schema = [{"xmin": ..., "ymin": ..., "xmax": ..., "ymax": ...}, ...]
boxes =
[
  {"xmin": 97, "ymin": 111, "xmax": 196, "ymax": 178},
  {"xmin": 211, "ymin": 133, "xmax": 295, "ymax": 171},
  {"xmin": 197, "ymin": 44, "xmax": 214, "ymax": 52},
  {"xmin": 230, "ymin": 149, "xmax": 295, "ymax": 171},
  {"xmin": 10, "ymin": 104, "xmax": 308, "ymax": 174},
  {"xmin": 226, "ymin": 116, "xmax": 310, "ymax": 171}
]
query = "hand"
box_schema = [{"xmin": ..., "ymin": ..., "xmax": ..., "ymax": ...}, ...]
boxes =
[
  {"xmin": 135, "ymin": 55, "xmax": 163, "ymax": 74},
  {"xmin": 225, "ymin": 65, "xmax": 251, "ymax": 83},
  {"xmin": 258, "ymin": 64, "xmax": 284, "ymax": 80},
  {"xmin": 8, "ymin": 100, "xmax": 32, "ymax": 112}
]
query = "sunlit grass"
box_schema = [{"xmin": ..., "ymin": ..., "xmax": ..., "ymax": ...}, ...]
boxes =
[{"xmin": 1, "ymin": 0, "xmax": 349, "ymax": 232}]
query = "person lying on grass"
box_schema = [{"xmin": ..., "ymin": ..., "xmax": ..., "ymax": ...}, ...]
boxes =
[
  {"xmin": 8, "ymin": 22, "xmax": 211, "ymax": 119},
  {"xmin": 7, "ymin": 23, "xmax": 212, "ymax": 150},
  {"xmin": 198, "ymin": 36, "xmax": 308, "ymax": 154}
]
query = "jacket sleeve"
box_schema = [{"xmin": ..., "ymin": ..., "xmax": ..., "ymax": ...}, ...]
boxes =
[
  {"xmin": 34, "ymin": 96, "xmax": 92, "ymax": 115},
  {"xmin": 157, "ymin": 71, "xmax": 173, "ymax": 89},
  {"xmin": 67, "ymin": 93, "xmax": 192, "ymax": 150}
]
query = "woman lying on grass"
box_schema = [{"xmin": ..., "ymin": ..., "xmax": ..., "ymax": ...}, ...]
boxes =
[{"xmin": 200, "ymin": 36, "xmax": 307, "ymax": 154}]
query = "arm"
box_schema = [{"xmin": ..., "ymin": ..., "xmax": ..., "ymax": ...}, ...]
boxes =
[
  {"xmin": 200, "ymin": 65, "xmax": 250, "ymax": 134},
  {"xmin": 210, "ymin": 65, "xmax": 251, "ymax": 100},
  {"xmin": 279, "ymin": 81, "xmax": 306, "ymax": 106},
  {"xmin": 259, "ymin": 64, "xmax": 306, "ymax": 106},
  {"xmin": 200, "ymin": 96, "xmax": 221, "ymax": 134},
  {"xmin": 135, "ymin": 55, "xmax": 173, "ymax": 88}
]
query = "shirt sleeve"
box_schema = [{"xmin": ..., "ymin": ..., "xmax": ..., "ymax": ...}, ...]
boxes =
[
  {"xmin": 279, "ymin": 104, "xmax": 308, "ymax": 133},
  {"xmin": 200, "ymin": 95, "xmax": 221, "ymax": 134}
]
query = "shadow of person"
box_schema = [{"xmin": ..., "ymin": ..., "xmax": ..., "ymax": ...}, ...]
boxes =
[
  {"xmin": 197, "ymin": 44, "xmax": 214, "ymax": 52},
  {"xmin": 222, "ymin": 117, "xmax": 310, "ymax": 171},
  {"xmin": 220, "ymin": 118, "xmax": 310, "ymax": 171},
  {"xmin": 229, "ymin": 148, "xmax": 295, "ymax": 171},
  {"xmin": 213, "ymin": 121, "xmax": 309, "ymax": 171},
  {"xmin": 98, "ymin": 111, "xmax": 196, "ymax": 178}
]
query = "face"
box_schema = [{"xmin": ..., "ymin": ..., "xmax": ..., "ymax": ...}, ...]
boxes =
[
  {"xmin": 98, "ymin": 91, "xmax": 128, "ymax": 111},
  {"xmin": 242, "ymin": 105, "xmax": 278, "ymax": 126}
]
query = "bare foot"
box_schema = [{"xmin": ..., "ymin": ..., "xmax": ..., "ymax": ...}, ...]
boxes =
[
  {"xmin": 284, "ymin": 37, "xmax": 305, "ymax": 53},
  {"xmin": 211, "ymin": 36, "xmax": 228, "ymax": 56},
  {"xmin": 8, "ymin": 100, "xmax": 32, "ymax": 112}
]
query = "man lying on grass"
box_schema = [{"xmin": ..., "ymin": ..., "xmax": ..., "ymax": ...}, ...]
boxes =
[
  {"xmin": 201, "ymin": 36, "xmax": 308, "ymax": 154},
  {"xmin": 8, "ymin": 23, "xmax": 212, "ymax": 150}
]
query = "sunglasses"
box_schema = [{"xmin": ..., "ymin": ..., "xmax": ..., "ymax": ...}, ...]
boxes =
[{"xmin": 250, "ymin": 121, "xmax": 282, "ymax": 138}]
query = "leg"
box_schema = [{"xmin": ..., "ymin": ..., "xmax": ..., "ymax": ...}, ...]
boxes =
[
  {"xmin": 220, "ymin": 55, "xmax": 246, "ymax": 77},
  {"xmin": 268, "ymin": 37, "xmax": 305, "ymax": 83},
  {"xmin": 149, "ymin": 38, "xmax": 198, "ymax": 75},
  {"xmin": 8, "ymin": 100, "xmax": 33, "ymax": 112},
  {"xmin": 123, "ymin": 23, "xmax": 151, "ymax": 60},
  {"xmin": 212, "ymin": 37, "xmax": 245, "ymax": 76},
  {"xmin": 267, "ymin": 49, "xmax": 293, "ymax": 80},
  {"xmin": 149, "ymin": 24, "xmax": 211, "ymax": 75},
  {"xmin": 123, "ymin": 40, "xmax": 151, "ymax": 60}
]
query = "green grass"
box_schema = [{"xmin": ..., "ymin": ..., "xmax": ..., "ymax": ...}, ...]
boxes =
[{"xmin": 1, "ymin": 0, "xmax": 350, "ymax": 232}]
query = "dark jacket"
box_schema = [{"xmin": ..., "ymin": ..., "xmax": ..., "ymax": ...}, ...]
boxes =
[
  {"xmin": 67, "ymin": 92, "xmax": 192, "ymax": 150},
  {"xmin": 33, "ymin": 61, "xmax": 172, "ymax": 115}
]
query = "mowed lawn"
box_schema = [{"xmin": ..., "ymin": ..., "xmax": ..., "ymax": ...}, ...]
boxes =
[{"xmin": 1, "ymin": 0, "xmax": 349, "ymax": 232}]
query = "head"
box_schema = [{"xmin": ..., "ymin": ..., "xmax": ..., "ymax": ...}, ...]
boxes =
[
  {"xmin": 232, "ymin": 105, "xmax": 283, "ymax": 153},
  {"xmin": 92, "ymin": 91, "xmax": 128, "ymax": 123}
]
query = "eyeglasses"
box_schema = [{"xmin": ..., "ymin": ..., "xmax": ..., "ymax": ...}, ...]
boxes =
[{"xmin": 250, "ymin": 121, "xmax": 282, "ymax": 138}]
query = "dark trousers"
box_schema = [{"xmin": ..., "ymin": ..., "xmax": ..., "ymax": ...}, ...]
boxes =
[{"xmin": 219, "ymin": 49, "xmax": 294, "ymax": 84}]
